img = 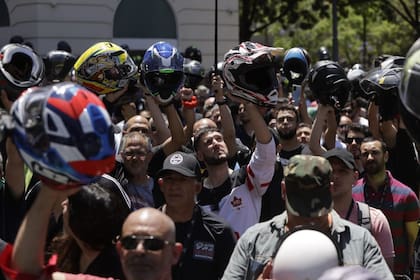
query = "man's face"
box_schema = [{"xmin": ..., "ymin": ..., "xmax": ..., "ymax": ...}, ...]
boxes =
[
  {"xmin": 328, "ymin": 158, "xmax": 357, "ymax": 199},
  {"xmin": 276, "ymin": 110, "xmax": 297, "ymax": 140},
  {"xmin": 296, "ymin": 126, "xmax": 311, "ymax": 144},
  {"xmin": 121, "ymin": 136, "xmax": 151, "ymax": 175},
  {"xmin": 159, "ymin": 172, "xmax": 200, "ymax": 207},
  {"xmin": 360, "ymin": 141, "xmax": 387, "ymax": 175},
  {"xmin": 337, "ymin": 116, "xmax": 352, "ymax": 139},
  {"xmin": 345, "ymin": 130, "xmax": 364, "ymax": 159},
  {"xmin": 118, "ymin": 214, "xmax": 177, "ymax": 280},
  {"xmin": 196, "ymin": 131, "xmax": 229, "ymax": 165}
]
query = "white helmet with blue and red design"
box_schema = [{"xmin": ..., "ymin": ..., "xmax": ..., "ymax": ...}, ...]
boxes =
[{"xmin": 11, "ymin": 82, "xmax": 115, "ymax": 188}]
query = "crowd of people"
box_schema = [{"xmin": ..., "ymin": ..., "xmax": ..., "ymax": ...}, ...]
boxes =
[{"xmin": 0, "ymin": 34, "xmax": 419, "ymax": 280}]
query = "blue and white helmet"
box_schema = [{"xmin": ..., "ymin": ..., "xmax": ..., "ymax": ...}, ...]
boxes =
[
  {"xmin": 141, "ymin": 41, "xmax": 184, "ymax": 104},
  {"xmin": 12, "ymin": 82, "xmax": 115, "ymax": 188}
]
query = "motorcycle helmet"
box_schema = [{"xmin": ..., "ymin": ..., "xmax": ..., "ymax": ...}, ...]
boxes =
[
  {"xmin": 318, "ymin": 46, "xmax": 331, "ymax": 61},
  {"xmin": 222, "ymin": 41, "xmax": 283, "ymax": 108},
  {"xmin": 44, "ymin": 50, "xmax": 76, "ymax": 83},
  {"xmin": 360, "ymin": 67, "xmax": 402, "ymax": 96},
  {"xmin": 11, "ymin": 82, "xmax": 115, "ymax": 188},
  {"xmin": 347, "ymin": 64, "xmax": 366, "ymax": 98},
  {"xmin": 0, "ymin": 43, "xmax": 44, "ymax": 103},
  {"xmin": 183, "ymin": 59, "xmax": 205, "ymax": 89},
  {"xmin": 73, "ymin": 42, "xmax": 138, "ymax": 95},
  {"xmin": 399, "ymin": 38, "xmax": 420, "ymax": 145},
  {"xmin": 282, "ymin": 47, "xmax": 310, "ymax": 85},
  {"xmin": 272, "ymin": 226, "xmax": 343, "ymax": 280},
  {"xmin": 141, "ymin": 41, "xmax": 185, "ymax": 104},
  {"xmin": 184, "ymin": 45, "xmax": 202, "ymax": 62},
  {"xmin": 308, "ymin": 60, "xmax": 350, "ymax": 108},
  {"xmin": 380, "ymin": 55, "xmax": 405, "ymax": 69}
]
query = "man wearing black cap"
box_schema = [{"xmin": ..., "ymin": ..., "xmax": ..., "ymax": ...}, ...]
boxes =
[
  {"xmin": 222, "ymin": 155, "xmax": 393, "ymax": 280},
  {"xmin": 323, "ymin": 148, "xmax": 394, "ymax": 270},
  {"xmin": 157, "ymin": 152, "xmax": 236, "ymax": 280}
]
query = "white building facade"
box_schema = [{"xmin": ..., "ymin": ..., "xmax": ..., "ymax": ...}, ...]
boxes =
[{"xmin": 0, "ymin": 0, "xmax": 239, "ymax": 69}]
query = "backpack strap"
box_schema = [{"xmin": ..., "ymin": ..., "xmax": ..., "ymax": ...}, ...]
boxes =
[{"xmin": 356, "ymin": 201, "xmax": 371, "ymax": 232}]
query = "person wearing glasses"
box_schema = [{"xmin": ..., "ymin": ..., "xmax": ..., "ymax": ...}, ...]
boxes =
[
  {"xmin": 0, "ymin": 176, "xmax": 133, "ymax": 280},
  {"xmin": 157, "ymin": 151, "xmax": 236, "ymax": 280}
]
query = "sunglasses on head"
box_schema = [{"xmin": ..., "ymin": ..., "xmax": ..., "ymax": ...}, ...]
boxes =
[
  {"xmin": 345, "ymin": 137, "xmax": 364, "ymax": 144},
  {"xmin": 119, "ymin": 235, "xmax": 174, "ymax": 251}
]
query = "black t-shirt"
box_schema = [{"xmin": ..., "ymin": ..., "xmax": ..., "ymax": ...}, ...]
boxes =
[{"xmin": 172, "ymin": 205, "xmax": 236, "ymax": 280}]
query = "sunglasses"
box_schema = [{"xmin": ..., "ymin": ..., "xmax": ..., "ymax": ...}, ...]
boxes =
[
  {"xmin": 119, "ymin": 235, "xmax": 174, "ymax": 251},
  {"xmin": 345, "ymin": 137, "xmax": 364, "ymax": 144}
]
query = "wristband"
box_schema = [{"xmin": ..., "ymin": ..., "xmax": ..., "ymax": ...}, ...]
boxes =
[
  {"xmin": 216, "ymin": 98, "xmax": 227, "ymax": 106},
  {"xmin": 182, "ymin": 95, "xmax": 198, "ymax": 109}
]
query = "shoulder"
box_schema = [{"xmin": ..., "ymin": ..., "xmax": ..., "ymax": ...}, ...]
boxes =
[{"xmin": 199, "ymin": 206, "xmax": 235, "ymax": 234}]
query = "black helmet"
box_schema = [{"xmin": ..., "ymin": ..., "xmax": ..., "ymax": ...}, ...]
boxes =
[
  {"xmin": 380, "ymin": 55, "xmax": 405, "ymax": 69},
  {"xmin": 0, "ymin": 43, "xmax": 44, "ymax": 103},
  {"xmin": 183, "ymin": 59, "xmax": 205, "ymax": 89},
  {"xmin": 184, "ymin": 46, "xmax": 202, "ymax": 62},
  {"xmin": 308, "ymin": 60, "xmax": 350, "ymax": 108},
  {"xmin": 282, "ymin": 47, "xmax": 311, "ymax": 85},
  {"xmin": 399, "ymin": 38, "xmax": 420, "ymax": 145},
  {"xmin": 360, "ymin": 67, "xmax": 402, "ymax": 97},
  {"xmin": 44, "ymin": 50, "xmax": 76, "ymax": 83},
  {"xmin": 318, "ymin": 46, "xmax": 330, "ymax": 61}
]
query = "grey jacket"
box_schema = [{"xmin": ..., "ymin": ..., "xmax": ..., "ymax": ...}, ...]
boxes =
[{"xmin": 222, "ymin": 210, "xmax": 393, "ymax": 280}]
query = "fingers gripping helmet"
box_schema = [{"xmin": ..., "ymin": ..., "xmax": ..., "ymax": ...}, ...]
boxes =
[
  {"xmin": 222, "ymin": 41, "xmax": 283, "ymax": 108},
  {"xmin": 73, "ymin": 42, "xmax": 138, "ymax": 95},
  {"xmin": 141, "ymin": 41, "xmax": 185, "ymax": 104},
  {"xmin": 12, "ymin": 82, "xmax": 115, "ymax": 188},
  {"xmin": 272, "ymin": 227, "xmax": 343, "ymax": 280},
  {"xmin": 0, "ymin": 43, "xmax": 45, "ymax": 102},
  {"xmin": 183, "ymin": 59, "xmax": 205, "ymax": 89},
  {"xmin": 283, "ymin": 47, "xmax": 311, "ymax": 85},
  {"xmin": 400, "ymin": 38, "xmax": 420, "ymax": 145},
  {"xmin": 308, "ymin": 60, "xmax": 350, "ymax": 109},
  {"xmin": 44, "ymin": 50, "xmax": 76, "ymax": 83}
]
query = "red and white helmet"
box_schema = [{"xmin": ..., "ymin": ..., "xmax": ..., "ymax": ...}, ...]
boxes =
[{"xmin": 222, "ymin": 42, "xmax": 283, "ymax": 107}]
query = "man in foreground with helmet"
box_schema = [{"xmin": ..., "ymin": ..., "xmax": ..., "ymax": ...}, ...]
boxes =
[{"xmin": 222, "ymin": 155, "xmax": 393, "ymax": 280}]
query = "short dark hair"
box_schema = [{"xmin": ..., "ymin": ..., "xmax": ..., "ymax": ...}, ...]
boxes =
[
  {"xmin": 361, "ymin": 137, "xmax": 388, "ymax": 152},
  {"xmin": 277, "ymin": 104, "xmax": 300, "ymax": 123},
  {"xmin": 193, "ymin": 127, "xmax": 222, "ymax": 151}
]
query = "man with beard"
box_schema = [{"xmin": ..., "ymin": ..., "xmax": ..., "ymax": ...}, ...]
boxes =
[
  {"xmin": 352, "ymin": 137, "xmax": 420, "ymax": 276},
  {"xmin": 194, "ymin": 101, "xmax": 276, "ymax": 237}
]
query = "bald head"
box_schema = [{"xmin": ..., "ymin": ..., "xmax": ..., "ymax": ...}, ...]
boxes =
[
  {"xmin": 122, "ymin": 207, "xmax": 175, "ymax": 243},
  {"xmin": 124, "ymin": 115, "xmax": 151, "ymax": 134},
  {"xmin": 193, "ymin": 118, "xmax": 217, "ymax": 136}
]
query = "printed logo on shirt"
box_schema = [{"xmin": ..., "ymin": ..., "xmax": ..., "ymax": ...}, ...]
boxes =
[
  {"xmin": 192, "ymin": 241, "xmax": 215, "ymax": 261},
  {"xmin": 230, "ymin": 196, "xmax": 242, "ymax": 208}
]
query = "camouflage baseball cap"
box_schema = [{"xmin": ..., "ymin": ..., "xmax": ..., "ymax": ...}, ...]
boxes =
[{"xmin": 284, "ymin": 155, "xmax": 333, "ymax": 217}]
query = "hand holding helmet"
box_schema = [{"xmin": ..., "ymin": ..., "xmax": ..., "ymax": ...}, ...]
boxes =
[
  {"xmin": 308, "ymin": 60, "xmax": 350, "ymax": 109},
  {"xmin": 360, "ymin": 67, "xmax": 401, "ymax": 121},
  {"xmin": 11, "ymin": 82, "xmax": 115, "ymax": 189},
  {"xmin": 141, "ymin": 41, "xmax": 185, "ymax": 105}
]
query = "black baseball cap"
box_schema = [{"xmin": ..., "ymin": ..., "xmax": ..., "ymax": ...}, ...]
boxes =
[
  {"xmin": 322, "ymin": 148, "xmax": 356, "ymax": 170},
  {"xmin": 157, "ymin": 152, "xmax": 201, "ymax": 179}
]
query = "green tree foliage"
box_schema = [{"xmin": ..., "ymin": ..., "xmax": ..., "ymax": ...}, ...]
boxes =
[{"xmin": 256, "ymin": 1, "xmax": 415, "ymax": 67}]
